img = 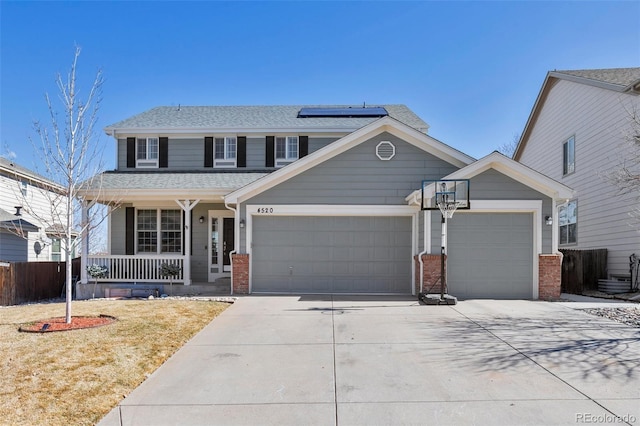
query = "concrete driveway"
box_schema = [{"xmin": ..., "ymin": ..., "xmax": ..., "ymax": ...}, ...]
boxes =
[{"xmin": 99, "ymin": 296, "xmax": 640, "ymax": 426}]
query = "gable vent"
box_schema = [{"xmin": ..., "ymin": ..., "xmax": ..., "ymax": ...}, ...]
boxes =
[{"xmin": 376, "ymin": 141, "xmax": 396, "ymax": 160}]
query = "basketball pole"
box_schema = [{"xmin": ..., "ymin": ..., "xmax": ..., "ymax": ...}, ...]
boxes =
[{"xmin": 440, "ymin": 213, "xmax": 446, "ymax": 300}]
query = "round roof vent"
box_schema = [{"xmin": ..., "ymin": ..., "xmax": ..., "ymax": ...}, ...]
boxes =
[{"xmin": 376, "ymin": 141, "xmax": 396, "ymax": 160}]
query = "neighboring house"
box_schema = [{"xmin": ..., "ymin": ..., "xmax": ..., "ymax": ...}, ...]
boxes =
[
  {"xmin": 514, "ymin": 68, "xmax": 640, "ymax": 280},
  {"xmin": 80, "ymin": 105, "xmax": 572, "ymax": 300},
  {"xmin": 0, "ymin": 157, "xmax": 75, "ymax": 262}
]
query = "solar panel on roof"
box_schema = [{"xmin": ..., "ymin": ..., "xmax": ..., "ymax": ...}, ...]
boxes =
[{"xmin": 298, "ymin": 107, "xmax": 388, "ymax": 118}]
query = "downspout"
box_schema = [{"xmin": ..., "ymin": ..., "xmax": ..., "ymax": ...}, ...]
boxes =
[
  {"xmin": 224, "ymin": 198, "xmax": 237, "ymax": 296},
  {"xmin": 414, "ymin": 193, "xmax": 429, "ymax": 295}
]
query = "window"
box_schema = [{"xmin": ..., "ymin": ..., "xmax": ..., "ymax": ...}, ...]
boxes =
[
  {"xmin": 51, "ymin": 238, "xmax": 61, "ymax": 261},
  {"xmin": 20, "ymin": 181, "xmax": 28, "ymax": 196},
  {"xmin": 275, "ymin": 136, "xmax": 298, "ymax": 167},
  {"xmin": 136, "ymin": 137, "xmax": 159, "ymax": 168},
  {"xmin": 563, "ymin": 136, "xmax": 575, "ymax": 175},
  {"xmin": 137, "ymin": 209, "xmax": 182, "ymax": 253},
  {"xmin": 214, "ymin": 137, "xmax": 237, "ymax": 168},
  {"xmin": 558, "ymin": 200, "xmax": 577, "ymax": 245}
]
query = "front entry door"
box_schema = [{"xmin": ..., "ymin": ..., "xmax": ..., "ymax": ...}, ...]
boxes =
[{"xmin": 208, "ymin": 211, "xmax": 234, "ymax": 281}]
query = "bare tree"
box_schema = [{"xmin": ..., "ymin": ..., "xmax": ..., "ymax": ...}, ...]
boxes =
[
  {"xmin": 497, "ymin": 132, "xmax": 520, "ymax": 158},
  {"xmin": 13, "ymin": 46, "xmax": 117, "ymax": 323}
]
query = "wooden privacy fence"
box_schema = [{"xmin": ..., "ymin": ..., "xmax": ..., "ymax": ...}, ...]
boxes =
[
  {"xmin": 0, "ymin": 258, "xmax": 81, "ymax": 306},
  {"xmin": 560, "ymin": 249, "xmax": 608, "ymax": 294}
]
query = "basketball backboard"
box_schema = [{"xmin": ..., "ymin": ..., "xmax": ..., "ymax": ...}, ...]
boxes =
[{"xmin": 421, "ymin": 179, "xmax": 470, "ymax": 211}]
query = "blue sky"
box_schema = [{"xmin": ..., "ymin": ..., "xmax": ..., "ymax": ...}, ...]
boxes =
[{"xmin": 1, "ymin": 1, "xmax": 639, "ymax": 170}]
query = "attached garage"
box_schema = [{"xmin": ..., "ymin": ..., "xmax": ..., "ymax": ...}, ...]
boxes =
[
  {"xmin": 251, "ymin": 216, "xmax": 412, "ymax": 294},
  {"xmin": 447, "ymin": 212, "xmax": 534, "ymax": 299}
]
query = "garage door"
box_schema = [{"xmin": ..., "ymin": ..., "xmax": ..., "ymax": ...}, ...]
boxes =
[
  {"xmin": 252, "ymin": 216, "xmax": 412, "ymax": 293},
  {"xmin": 447, "ymin": 213, "xmax": 533, "ymax": 299}
]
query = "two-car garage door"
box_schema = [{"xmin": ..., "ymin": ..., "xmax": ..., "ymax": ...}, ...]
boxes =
[{"xmin": 252, "ymin": 216, "xmax": 412, "ymax": 293}]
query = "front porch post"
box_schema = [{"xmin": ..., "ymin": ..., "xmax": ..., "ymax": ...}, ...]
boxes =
[
  {"xmin": 175, "ymin": 199, "xmax": 200, "ymax": 285},
  {"xmin": 80, "ymin": 201, "xmax": 90, "ymax": 285}
]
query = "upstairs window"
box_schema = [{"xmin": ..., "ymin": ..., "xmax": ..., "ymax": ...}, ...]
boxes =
[
  {"xmin": 275, "ymin": 136, "xmax": 298, "ymax": 167},
  {"xmin": 563, "ymin": 136, "xmax": 575, "ymax": 176},
  {"xmin": 214, "ymin": 137, "xmax": 237, "ymax": 168},
  {"xmin": 137, "ymin": 137, "xmax": 159, "ymax": 168},
  {"xmin": 558, "ymin": 200, "xmax": 577, "ymax": 245}
]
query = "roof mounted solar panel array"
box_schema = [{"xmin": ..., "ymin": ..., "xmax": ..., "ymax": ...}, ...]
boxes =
[{"xmin": 298, "ymin": 106, "xmax": 388, "ymax": 118}]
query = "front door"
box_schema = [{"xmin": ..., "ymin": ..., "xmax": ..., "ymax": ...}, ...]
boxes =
[{"xmin": 208, "ymin": 211, "xmax": 235, "ymax": 281}]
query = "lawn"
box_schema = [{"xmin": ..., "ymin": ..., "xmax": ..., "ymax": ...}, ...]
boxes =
[{"xmin": 0, "ymin": 298, "xmax": 230, "ymax": 426}]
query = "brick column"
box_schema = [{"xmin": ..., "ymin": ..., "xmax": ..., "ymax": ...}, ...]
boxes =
[
  {"xmin": 539, "ymin": 254, "xmax": 562, "ymax": 301},
  {"xmin": 231, "ymin": 253, "xmax": 249, "ymax": 294},
  {"xmin": 414, "ymin": 254, "xmax": 445, "ymax": 295}
]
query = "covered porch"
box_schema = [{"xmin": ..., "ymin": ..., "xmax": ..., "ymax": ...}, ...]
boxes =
[{"xmin": 77, "ymin": 171, "xmax": 267, "ymax": 298}]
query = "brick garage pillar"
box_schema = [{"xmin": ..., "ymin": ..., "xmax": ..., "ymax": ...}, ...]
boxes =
[
  {"xmin": 232, "ymin": 253, "xmax": 249, "ymax": 294},
  {"xmin": 414, "ymin": 254, "xmax": 446, "ymax": 294},
  {"xmin": 539, "ymin": 254, "xmax": 562, "ymax": 301}
]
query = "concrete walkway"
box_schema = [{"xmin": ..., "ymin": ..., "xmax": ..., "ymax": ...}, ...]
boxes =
[{"xmin": 99, "ymin": 296, "xmax": 640, "ymax": 426}]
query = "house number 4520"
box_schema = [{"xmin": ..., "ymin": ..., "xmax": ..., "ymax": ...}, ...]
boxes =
[{"xmin": 256, "ymin": 207, "xmax": 274, "ymax": 214}]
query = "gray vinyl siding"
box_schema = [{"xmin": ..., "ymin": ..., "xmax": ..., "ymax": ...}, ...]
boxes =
[
  {"xmin": 168, "ymin": 139, "xmax": 206, "ymax": 169},
  {"xmin": 309, "ymin": 137, "xmax": 339, "ymax": 153},
  {"xmin": 517, "ymin": 79, "xmax": 640, "ymax": 277},
  {"xmin": 246, "ymin": 137, "xmax": 265, "ymax": 169},
  {"xmin": 470, "ymin": 169, "xmax": 553, "ymax": 253},
  {"xmin": 0, "ymin": 231, "xmax": 28, "ymax": 261},
  {"xmin": 110, "ymin": 204, "xmax": 129, "ymax": 255},
  {"xmin": 117, "ymin": 136, "xmax": 342, "ymax": 171},
  {"xmin": 247, "ymin": 132, "xmax": 459, "ymax": 206},
  {"xmin": 240, "ymin": 132, "xmax": 460, "ymax": 252}
]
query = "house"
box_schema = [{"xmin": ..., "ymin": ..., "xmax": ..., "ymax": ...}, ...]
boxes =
[
  {"xmin": 79, "ymin": 105, "xmax": 572, "ymax": 300},
  {"xmin": 0, "ymin": 157, "xmax": 74, "ymax": 262},
  {"xmin": 514, "ymin": 68, "xmax": 640, "ymax": 282}
]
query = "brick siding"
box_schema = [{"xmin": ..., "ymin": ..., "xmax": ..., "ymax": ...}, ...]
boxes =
[
  {"xmin": 231, "ymin": 253, "xmax": 249, "ymax": 294},
  {"xmin": 538, "ymin": 254, "xmax": 562, "ymax": 301},
  {"xmin": 414, "ymin": 254, "xmax": 446, "ymax": 295}
]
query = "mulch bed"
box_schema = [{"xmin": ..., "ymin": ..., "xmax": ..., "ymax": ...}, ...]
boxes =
[{"xmin": 18, "ymin": 315, "xmax": 117, "ymax": 333}]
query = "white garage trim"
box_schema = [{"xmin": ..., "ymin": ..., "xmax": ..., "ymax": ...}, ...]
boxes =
[
  {"xmin": 457, "ymin": 199, "xmax": 542, "ymax": 299},
  {"xmin": 246, "ymin": 204, "xmax": 419, "ymax": 294}
]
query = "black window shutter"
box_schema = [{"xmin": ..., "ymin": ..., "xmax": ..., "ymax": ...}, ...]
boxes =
[
  {"xmin": 159, "ymin": 137, "xmax": 168, "ymax": 168},
  {"xmin": 265, "ymin": 136, "xmax": 275, "ymax": 167},
  {"xmin": 126, "ymin": 137, "xmax": 136, "ymax": 168},
  {"xmin": 299, "ymin": 136, "xmax": 309, "ymax": 158},
  {"xmin": 204, "ymin": 137, "xmax": 214, "ymax": 168},
  {"xmin": 237, "ymin": 136, "xmax": 247, "ymax": 168},
  {"xmin": 125, "ymin": 207, "xmax": 135, "ymax": 255}
]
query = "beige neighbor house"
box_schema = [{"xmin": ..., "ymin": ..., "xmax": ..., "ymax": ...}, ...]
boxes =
[
  {"xmin": 514, "ymin": 68, "xmax": 640, "ymax": 288},
  {"xmin": 0, "ymin": 157, "xmax": 75, "ymax": 262},
  {"xmin": 78, "ymin": 105, "xmax": 573, "ymax": 300}
]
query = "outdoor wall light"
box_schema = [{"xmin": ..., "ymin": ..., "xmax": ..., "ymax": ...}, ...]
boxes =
[
  {"xmin": 545, "ymin": 216, "xmax": 553, "ymax": 226},
  {"xmin": 239, "ymin": 219, "xmax": 245, "ymax": 228},
  {"xmin": 199, "ymin": 216, "xmax": 205, "ymax": 224}
]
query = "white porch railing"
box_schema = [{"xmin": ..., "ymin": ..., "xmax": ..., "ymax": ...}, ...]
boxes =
[{"xmin": 86, "ymin": 255, "xmax": 185, "ymax": 283}]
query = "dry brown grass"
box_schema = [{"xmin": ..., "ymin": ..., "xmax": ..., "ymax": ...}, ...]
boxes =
[{"xmin": 0, "ymin": 298, "xmax": 230, "ymax": 426}]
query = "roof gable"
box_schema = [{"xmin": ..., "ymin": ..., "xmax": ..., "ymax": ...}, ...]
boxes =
[
  {"xmin": 514, "ymin": 68, "xmax": 640, "ymax": 160},
  {"xmin": 406, "ymin": 151, "xmax": 574, "ymax": 204},
  {"xmin": 225, "ymin": 116, "xmax": 474, "ymax": 204}
]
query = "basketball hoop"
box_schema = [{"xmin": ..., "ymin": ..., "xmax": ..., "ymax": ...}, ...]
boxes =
[{"xmin": 438, "ymin": 200, "xmax": 464, "ymax": 219}]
